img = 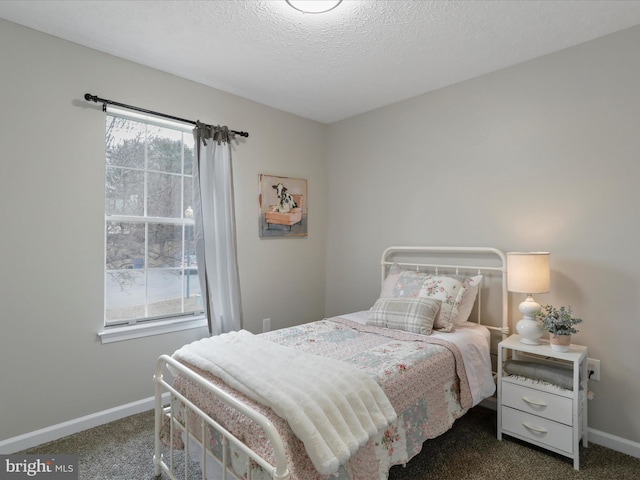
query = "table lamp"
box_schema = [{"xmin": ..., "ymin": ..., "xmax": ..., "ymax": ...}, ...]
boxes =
[{"xmin": 507, "ymin": 252, "xmax": 550, "ymax": 345}]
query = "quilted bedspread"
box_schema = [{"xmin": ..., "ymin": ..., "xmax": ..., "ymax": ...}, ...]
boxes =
[
  {"xmin": 172, "ymin": 329, "xmax": 397, "ymax": 474},
  {"xmin": 167, "ymin": 316, "xmax": 473, "ymax": 480}
]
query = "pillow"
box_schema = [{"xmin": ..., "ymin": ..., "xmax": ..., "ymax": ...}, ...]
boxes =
[
  {"xmin": 455, "ymin": 275, "xmax": 483, "ymax": 325},
  {"xmin": 392, "ymin": 270, "xmax": 430, "ymax": 297},
  {"xmin": 380, "ymin": 263, "xmax": 404, "ymax": 297},
  {"xmin": 382, "ymin": 268, "xmax": 480, "ymax": 330},
  {"xmin": 418, "ymin": 275, "xmax": 467, "ymax": 332},
  {"xmin": 368, "ymin": 297, "xmax": 442, "ymax": 335}
]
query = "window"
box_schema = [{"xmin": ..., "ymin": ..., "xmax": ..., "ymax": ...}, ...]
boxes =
[{"xmin": 104, "ymin": 108, "xmax": 203, "ymax": 327}]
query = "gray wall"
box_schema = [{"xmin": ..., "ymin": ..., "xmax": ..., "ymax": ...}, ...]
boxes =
[
  {"xmin": 0, "ymin": 19, "xmax": 327, "ymax": 441},
  {"xmin": 325, "ymin": 26, "xmax": 640, "ymax": 444}
]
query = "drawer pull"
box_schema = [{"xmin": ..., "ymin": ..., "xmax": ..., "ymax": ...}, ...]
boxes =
[
  {"xmin": 522, "ymin": 396, "xmax": 547, "ymax": 407},
  {"xmin": 523, "ymin": 422, "xmax": 548, "ymax": 434}
]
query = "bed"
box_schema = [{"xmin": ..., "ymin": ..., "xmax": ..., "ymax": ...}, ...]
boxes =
[{"xmin": 154, "ymin": 246, "xmax": 509, "ymax": 480}]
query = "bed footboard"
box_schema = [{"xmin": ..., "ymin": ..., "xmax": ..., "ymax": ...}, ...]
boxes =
[{"xmin": 153, "ymin": 354, "xmax": 290, "ymax": 480}]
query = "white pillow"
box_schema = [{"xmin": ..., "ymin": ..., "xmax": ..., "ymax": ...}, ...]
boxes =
[
  {"xmin": 455, "ymin": 275, "xmax": 483, "ymax": 325},
  {"xmin": 368, "ymin": 297, "xmax": 442, "ymax": 335}
]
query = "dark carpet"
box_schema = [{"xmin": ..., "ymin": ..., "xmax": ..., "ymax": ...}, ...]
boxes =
[{"xmin": 20, "ymin": 407, "xmax": 640, "ymax": 479}]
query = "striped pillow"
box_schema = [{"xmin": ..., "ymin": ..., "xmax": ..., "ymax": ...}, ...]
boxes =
[{"xmin": 368, "ymin": 297, "xmax": 442, "ymax": 335}]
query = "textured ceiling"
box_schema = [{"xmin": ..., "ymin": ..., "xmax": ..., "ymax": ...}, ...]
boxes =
[{"xmin": 2, "ymin": 1, "xmax": 640, "ymax": 123}]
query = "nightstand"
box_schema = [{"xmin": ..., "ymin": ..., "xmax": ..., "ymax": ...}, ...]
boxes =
[{"xmin": 497, "ymin": 334, "xmax": 588, "ymax": 470}]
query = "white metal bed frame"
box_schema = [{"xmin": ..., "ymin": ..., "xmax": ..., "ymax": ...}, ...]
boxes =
[
  {"xmin": 154, "ymin": 355, "xmax": 290, "ymax": 480},
  {"xmin": 153, "ymin": 246, "xmax": 509, "ymax": 480}
]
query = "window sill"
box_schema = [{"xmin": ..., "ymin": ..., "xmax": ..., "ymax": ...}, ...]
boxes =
[{"xmin": 98, "ymin": 316, "xmax": 208, "ymax": 344}]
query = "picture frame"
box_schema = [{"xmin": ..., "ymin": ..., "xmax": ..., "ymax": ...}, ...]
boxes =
[{"xmin": 258, "ymin": 174, "xmax": 308, "ymax": 238}]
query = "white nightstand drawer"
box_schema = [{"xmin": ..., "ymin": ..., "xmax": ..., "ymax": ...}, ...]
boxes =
[
  {"xmin": 502, "ymin": 406, "xmax": 574, "ymax": 454},
  {"xmin": 502, "ymin": 381, "xmax": 573, "ymax": 425}
]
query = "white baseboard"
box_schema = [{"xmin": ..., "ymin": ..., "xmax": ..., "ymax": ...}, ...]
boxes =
[
  {"xmin": 588, "ymin": 427, "xmax": 640, "ymax": 459},
  {"xmin": 3, "ymin": 395, "xmax": 639, "ymax": 461},
  {"xmin": 0, "ymin": 395, "xmax": 165, "ymax": 454}
]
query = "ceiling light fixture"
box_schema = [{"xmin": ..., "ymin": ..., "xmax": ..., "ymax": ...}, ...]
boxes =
[{"xmin": 286, "ymin": 0, "xmax": 342, "ymax": 14}]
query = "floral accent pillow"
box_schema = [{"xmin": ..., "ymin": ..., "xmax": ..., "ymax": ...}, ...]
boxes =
[
  {"xmin": 368, "ymin": 297, "xmax": 442, "ymax": 335},
  {"xmin": 418, "ymin": 275, "xmax": 467, "ymax": 332}
]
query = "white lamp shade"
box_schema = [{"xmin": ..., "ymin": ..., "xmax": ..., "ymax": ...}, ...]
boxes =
[{"xmin": 507, "ymin": 252, "xmax": 550, "ymax": 294}]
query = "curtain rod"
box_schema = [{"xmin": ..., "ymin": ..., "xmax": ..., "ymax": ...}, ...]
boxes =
[{"xmin": 84, "ymin": 93, "xmax": 249, "ymax": 137}]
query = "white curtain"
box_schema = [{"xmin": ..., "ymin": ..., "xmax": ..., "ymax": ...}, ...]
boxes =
[{"xmin": 192, "ymin": 123, "xmax": 242, "ymax": 335}]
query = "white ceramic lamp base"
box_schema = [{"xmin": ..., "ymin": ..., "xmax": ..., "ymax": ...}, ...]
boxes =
[
  {"xmin": 516, "ymin": 295, "xmax": 543, "ymax": 345},
  {"xmin": 517, "ymin": 318, "xmax": 543, "ymax": 345}
]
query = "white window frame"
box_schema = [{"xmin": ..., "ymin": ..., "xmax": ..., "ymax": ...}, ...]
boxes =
[{"xmin": 98, "ymin": 107, "xmax": 206, "ymax": 343}]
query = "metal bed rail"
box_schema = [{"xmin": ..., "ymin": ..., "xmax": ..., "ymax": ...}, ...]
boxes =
[{"xmin": 154, "ymin": 354, "xmax": 290, "ymax": 480}]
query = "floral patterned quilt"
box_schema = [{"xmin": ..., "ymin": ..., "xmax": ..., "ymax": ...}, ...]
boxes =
[{"xmin": 165, "ymin": 316, "xmax": 473, "ymax": 480}]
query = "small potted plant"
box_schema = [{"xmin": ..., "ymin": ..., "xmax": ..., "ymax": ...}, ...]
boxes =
[{"xmin": 536, "ymin": 305, "xmax": 582, "ymax": 352}]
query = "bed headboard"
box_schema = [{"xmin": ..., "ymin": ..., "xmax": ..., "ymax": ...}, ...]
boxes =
[{"xmin": 380, "ymin": 246, "xmax": 509, "ymax": 341}]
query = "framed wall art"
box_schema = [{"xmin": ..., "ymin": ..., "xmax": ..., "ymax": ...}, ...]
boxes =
[{"xmin": 258, "ymin": 174, "xmax": 307, "ymax": 238}]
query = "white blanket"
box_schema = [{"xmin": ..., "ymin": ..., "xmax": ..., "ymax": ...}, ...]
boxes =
[{"xmin": 172, "ymin": 330, "xmax": 397, "ymax": 475}]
